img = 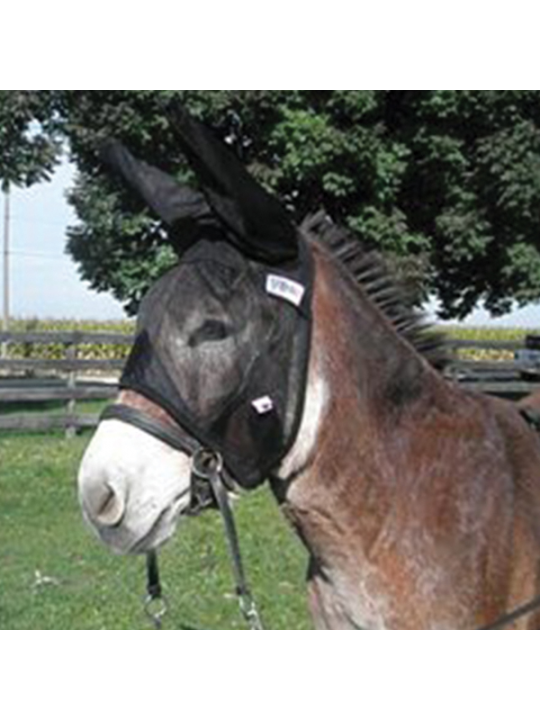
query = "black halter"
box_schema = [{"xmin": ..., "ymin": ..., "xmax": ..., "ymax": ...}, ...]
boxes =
[
  {"xmin": 100, "ymin": 402, "xmax": 233, "ymax": 513},
  {"xmin": 100, "ymin": 402, "xmax": 264, "ymax": 629}
]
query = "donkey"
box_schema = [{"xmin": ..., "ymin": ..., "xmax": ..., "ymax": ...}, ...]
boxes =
[{"xmin": 78, "ymin": 108, "xmax": 540, "ymax": 629}]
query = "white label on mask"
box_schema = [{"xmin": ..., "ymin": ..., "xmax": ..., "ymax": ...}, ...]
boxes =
[
  {"xmin": 252, "ymin": 395, "xmax": 274, "ymax": 414},
  {"xmin": 266, "ymin": 274, "xmax": 305, "ymax": 307}
]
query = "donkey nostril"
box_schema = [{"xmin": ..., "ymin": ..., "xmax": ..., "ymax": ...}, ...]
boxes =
[{"xmin": 87, "ymin": 483, "xmax": 126, "ymax": 527}]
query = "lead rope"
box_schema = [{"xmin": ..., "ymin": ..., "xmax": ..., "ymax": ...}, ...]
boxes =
[
  {"xmin": 193, "ymin": 449, "xmax": 264, "ymax": 630},
  {"xmin": 209, "ymin": 465, "xmax": 264, "ymax": 630},
  {"xmin": 144, "ymin": 550, "xmax": 168, "ymax": 629},
  {"xmin": 144, "ymin": 449, "xmax": 264, "ymax": 630},
  {"xmin": 479, "ymin": 593, "xmax": 540, "ymax": 630}
]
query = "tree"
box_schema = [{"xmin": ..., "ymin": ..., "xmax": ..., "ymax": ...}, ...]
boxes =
[
  {"xmin": 60, "ymin": 91, "xmax": 427, "ymax": 314},
  {"xmin": 5, "ymin": 90, "xmax": 540, "ymax": 318},
  {"xmin": 0, "ymin": 91, "xmax": 61, "ymax": 190}
]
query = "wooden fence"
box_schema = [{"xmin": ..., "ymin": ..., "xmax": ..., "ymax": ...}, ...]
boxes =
[
  {"xmin": 0, "ymin": 331, "xmax": 132, "ymax": 436},
  {"xmin": 444, "ymin": 336, "xmax": 540, "ymax": 398},
  {"xmin": 1, "ymin": 331, "xmax": 540, "ymax": 436}
]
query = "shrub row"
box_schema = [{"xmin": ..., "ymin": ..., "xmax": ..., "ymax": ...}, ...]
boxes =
[
  {"xmin": 4, "ymin": 319, "xmax": 534, "ymax": 363},
  {"xmin": 442, "ymin": 326, "xmax": 530, "ymax": 362},
  {"xmin": 5, "ymin": 319, "xmax": 135, "ymax": 361}
]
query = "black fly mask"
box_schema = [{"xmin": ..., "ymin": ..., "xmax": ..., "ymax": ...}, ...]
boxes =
[
  {"xmin": 120, "ymin": 237, "xmax": 312, "ymax": 488},
  {"xmin": 100, "ymin": 108, "xmax": 313, "ymax": 489}
]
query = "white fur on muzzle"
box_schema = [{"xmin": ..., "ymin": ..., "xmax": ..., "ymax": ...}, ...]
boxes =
[{"xmin": 78, "ymin": 419, "xmax": 192, "ymax": 554}]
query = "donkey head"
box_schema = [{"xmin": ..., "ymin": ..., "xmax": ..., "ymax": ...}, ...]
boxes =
[{"xmin": 78, "ymin": 109, "xmax": 311, "ymax": 554}]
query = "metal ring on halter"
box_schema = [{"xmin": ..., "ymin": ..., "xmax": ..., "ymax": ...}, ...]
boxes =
[{"xmin": 191, "ymin": 447, "xmax": 224, "ymax": 479}]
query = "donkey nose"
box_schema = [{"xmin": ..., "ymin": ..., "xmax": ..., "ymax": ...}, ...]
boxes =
[{"xmin": 83, "ymin": 480, "xmax": 127, "ymax": 528}]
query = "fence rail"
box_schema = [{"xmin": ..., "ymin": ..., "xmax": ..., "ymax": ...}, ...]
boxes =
[
  {"xmin": 0, "ymin": 331, "xmax": 133, "ymax": 345},
  {"xmin": 2, "ymin": 330, "xmax": 540, "ymax": 435},
  {"xmin": 0, "ymin": 330, "xmax": 132, "ymax": 436},
  {"xmin": 448, "ymin": 338, "xmax": 524, "ymax": 351},
  {"xmin": 0, "ymin": 386, "xmax": 118, "ymax": 402},
  {"xmin": 0, "ymin": 358, "xmax": 125, "ymax": 372},
  {"xmin": 0, "ymin": 413, "xmax": 99, "ymax": 432}
]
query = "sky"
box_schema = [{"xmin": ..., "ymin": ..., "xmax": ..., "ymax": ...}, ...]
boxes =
[
  {"xmin": 4, "ymin": 156, "xmax": 125, "ymax": 320},
  {"xmin": 3, "ymin": 157, "xmax": 540, "ymax": 327}
]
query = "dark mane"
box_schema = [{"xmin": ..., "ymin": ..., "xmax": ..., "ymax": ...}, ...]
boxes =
[{"xmin": 301, "ymin": 212, "xmax": 447, "ymax": 368}]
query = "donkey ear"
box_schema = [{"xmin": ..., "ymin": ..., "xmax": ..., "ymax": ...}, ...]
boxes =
[
  {"xmin": 99, "ymin": 140, "xmax": 212, "ymax": 226},
  {"xmin": 167, "ymin": 107, "xmax": 299, "ymax": 264},
  {"xmin": 99, "ymin": 140, "xmax": 218, "ymax": 252}
]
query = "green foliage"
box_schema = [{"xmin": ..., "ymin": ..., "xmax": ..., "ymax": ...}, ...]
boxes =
[
  {"xmin": 10, "ymin": 317, "xmax": 133, "ymax": 333},
  {"xmin": 442, "ymin": 325, "xmax": 530, "ymax": 361},
  {"xmin": 5, "ymin": 91, "xmax": 540, "ymax": 318},
  {"xmin": 397, "ymin": 92, "xmax": 540, "ymax": 317},
  {"xmin": 0, "ymin": 91, "xmax": 61, "ymax": 189},
  {"xmin": 53, "ymin": 90, "xmax": 442, "ymax": 313},
  {"xmin": 8, "ymin": 318, "xmax": 134, "ymax": 360}
]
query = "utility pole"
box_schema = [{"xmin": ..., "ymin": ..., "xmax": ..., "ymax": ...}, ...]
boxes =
[{"xmin": 2, "ymin": 182, "xmax": 10, "ymax": 357}]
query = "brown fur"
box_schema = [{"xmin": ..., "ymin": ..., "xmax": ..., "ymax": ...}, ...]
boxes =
[{"xmin": 272, "ymin": 241, "xmax": 540, "ymax": 629}]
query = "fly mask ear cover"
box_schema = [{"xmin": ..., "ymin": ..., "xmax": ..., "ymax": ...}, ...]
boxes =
[{"xmin": 119, "ymin": 236, "xmax": 313, "ymax": 489}]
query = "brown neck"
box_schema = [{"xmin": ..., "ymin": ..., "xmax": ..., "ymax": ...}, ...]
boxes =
[{"xmin": 272, "ymin": 243, "xmax": 446, "ymax": 628}]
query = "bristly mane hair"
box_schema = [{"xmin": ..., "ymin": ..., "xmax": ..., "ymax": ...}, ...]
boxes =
[{"xmin": 301, "ymin": 212, "xmax": 448, "ymax": 369}]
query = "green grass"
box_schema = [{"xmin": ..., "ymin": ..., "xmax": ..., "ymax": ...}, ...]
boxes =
[
  {"xmin": 0, "ymin": 432, "xmax": 311, "ymax": 629},
  {"xmin": 0, "ymin": 399, "xmax": 108, "ymax": 417}
]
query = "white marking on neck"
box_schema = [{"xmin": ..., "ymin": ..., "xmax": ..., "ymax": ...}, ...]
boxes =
[{"xmin": 278, "ymin": 352, "xmax": 328, "ymax": 480}]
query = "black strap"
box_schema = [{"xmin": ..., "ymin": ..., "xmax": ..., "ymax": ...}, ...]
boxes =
[
  {"xmin": 101, "ymin": 404, "xmax": 200, "ymax": 455},
  {"xmin": 144, "ymin": 550, "xmax": 168, "ymax": 629},
  {"xmin": 205, "ymin": 463, "xmax": 263, "ymax": 629},
  {"xmin": 146, "ymin": 550, "xmax": 162, "ymax": 599},
  {"xmin": 520, "ymin": 406, "xmax": 540, "ymax": 433},
  {"xmin": 480, "ymin": 592, "xmax": 540, "ymax": 629},
  {"xmin": 208, "ymin": 466, "xmax": 250, "ymax": 599}
]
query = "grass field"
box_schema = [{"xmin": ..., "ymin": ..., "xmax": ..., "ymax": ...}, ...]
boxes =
[{"xmin": 0, "ymin": 432, "xmax": 311, "ymax": 630}]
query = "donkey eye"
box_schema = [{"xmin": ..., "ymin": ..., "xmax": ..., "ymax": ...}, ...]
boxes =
[{"xmin": 188, "ymin": 319, "xmax": 231, "ymax": 347}]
